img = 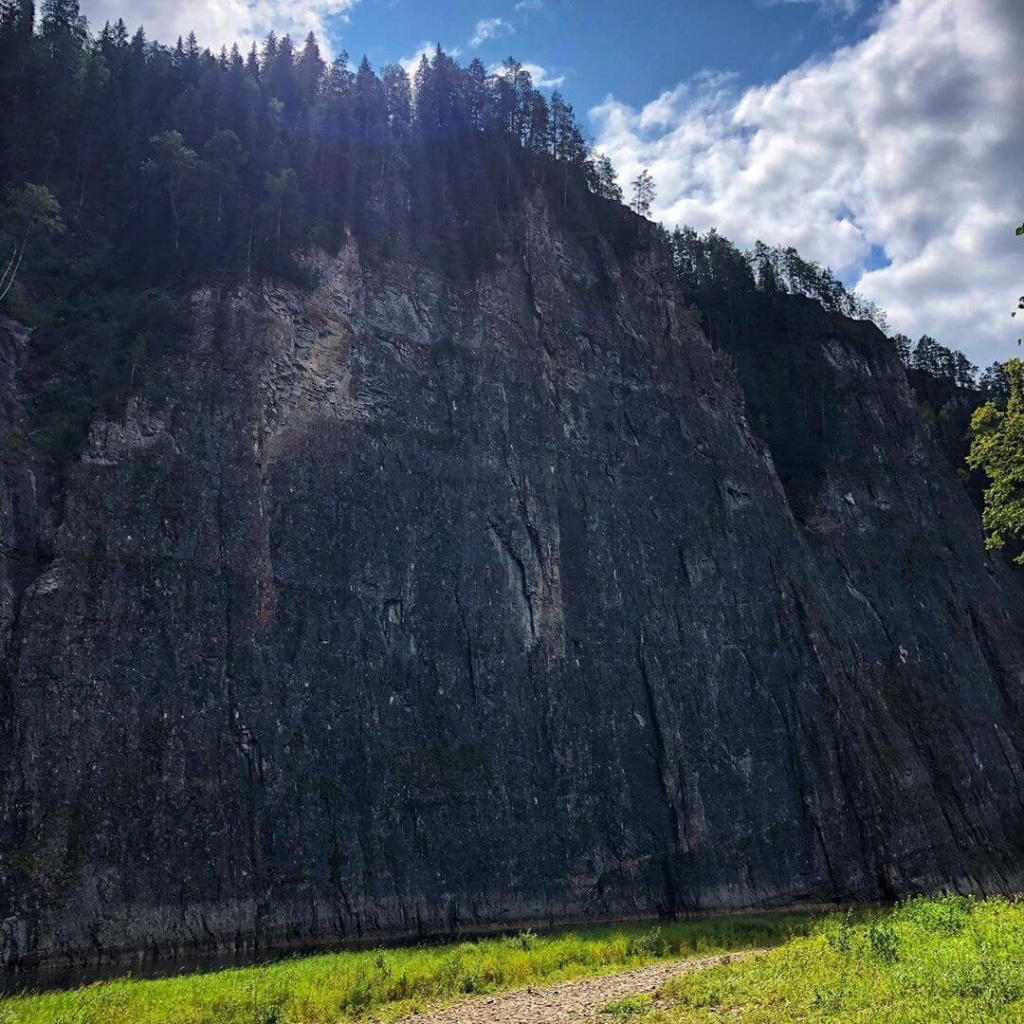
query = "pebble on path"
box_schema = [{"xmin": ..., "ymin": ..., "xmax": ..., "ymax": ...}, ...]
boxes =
[{"xmin": 386, "ymin": 950, "xmax": 760, "ymax": 1024}]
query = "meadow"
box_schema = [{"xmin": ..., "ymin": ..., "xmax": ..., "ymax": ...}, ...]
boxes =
[
  {"xmin": 4, "ymin": 897, "xmax": 1022, "ymax": 1022},
  {"xmin": 603, "ymin": 895, "xmax": 1024, "ymax": 1023},
  {"xmin": 0, "ymin": 912, "xmax": 812, "ymax": 1024}
]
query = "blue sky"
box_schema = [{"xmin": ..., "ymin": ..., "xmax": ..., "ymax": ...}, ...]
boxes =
[
  {"xmin": 82, "ymin": 0, "xmax": 1023, "ymax": 364},
  {"xmin": 336, "ymin": 0, "xmax": 881, "ymax": 116}
]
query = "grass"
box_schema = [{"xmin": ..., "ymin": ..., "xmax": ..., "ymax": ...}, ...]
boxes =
[
  {"xmin": 0, "ymin": 913, "xmax": 812, "ymax": 1024},
  {"xmin": 613, "ymin": 895, "xmax": 1024, "ymax": 1023}
]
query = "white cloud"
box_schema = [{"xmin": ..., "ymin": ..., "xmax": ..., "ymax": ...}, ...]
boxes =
[
  {"xmin": 399, "ymin": 42, "xmax": 435, "ymax": 79},
  {"xmin": 591, "ymin": 0, "xmax": 1024, "ymax": 365},
  {"xmin": 758, "ymin": 0, "xmax": 860, "ymax": 16},
  {"xmin": 470, "ymin": 17, "xmax": 514, "ymax": 48},
  {"xmin": 80, "ymin": 0, "xmax": 359, "ymax": 56},
  {"xmin": 398, "ymin": 41, "xmax": 463, "ymax": 80},
  {"xmin": 489, "ymin": 61, "xmax": 565, "ymax": 89},
  {"xmin": 515, "ymin": 0, "xmax": 544, "ymax": 10}
]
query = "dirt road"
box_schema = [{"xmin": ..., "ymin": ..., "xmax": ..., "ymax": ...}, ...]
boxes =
[{"xmin": 389, "ymin": 949, "xmax": 758, "ymax": 1023}]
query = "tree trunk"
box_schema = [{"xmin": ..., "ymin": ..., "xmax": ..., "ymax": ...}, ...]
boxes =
[
  {"xmin": 247, "ymin": 208, "xmax": 257, "ymax": 281},
  {"xmin": 168, "ymin": 180, "xmax": 180, "ymax": 251},
  {"xmin": 0, "ymin": 237, "xmax": 27, "ymax": 303}
]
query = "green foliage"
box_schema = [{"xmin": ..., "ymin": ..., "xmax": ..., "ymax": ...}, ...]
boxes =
[
  {"xmin": 0, "ymin": 913, "xmax": 812, "ymax": 1023},
  {"xmin": 968, "ymin": 358, "xmax": 1024, "ymax": 563},
  {"xmin": 631, "ymin": 169, "xmax": 656, "ymax": 217},
  {"xmin": 865, "ymin": 918, "xmax": 900, "ymax": 966},
  {"xmin": 0, "ymin": 184, "xmax": 64, "ymax": 301},
  {"xmin": 673, "ymin": 229, "xmax": 887, "ymax": 330},
  {"xmin": 3, "ymin": 183, "xmax": 64, "ymax": 243},
  {"xmin": 601, "ymin": 993, "xmax": 655, "ymax": 1017},
  {"xmin": 0, "ymin": 3, "xmax": 643, "ymax": 474},
  {"xmin": 628, "ymin": 928, "xmax": 668, "ymax": 959},
  {"xmin": 0, "ymin": 3, "xmax": 621, "ymax": 285},
  {"xmin": 21, "ymin": 283, "xmax": 191, "ymax": 465},
  {"xmin": 669, "ymin": 218, "xmax": 1003, "ymax": 510},
  {"xmin": 635, "ymin": 896, "xmax": 1024, "ymax": 1023},
  {"xmin": 591, "ymin": 154, "xmax": 623, "ymax": 204},
  {"xmin": 9, "ymin": 900, "xmax": 1021, "ymax": 1024}
]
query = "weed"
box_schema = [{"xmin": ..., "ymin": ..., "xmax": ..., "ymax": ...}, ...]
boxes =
[
  {"xmin": 0, "ymin": 912, "xmax": 811, "ymax": 1023},
  {"xmin": 650, "ymin": 896, "xmax": 1024, "ymax": 1023},
  {"xmin": 602, "ymin": 993, "xmax": 653, "ymax": 1016},
  {"xmin": 866, "ymin": 919, "xmax": 900, "ymax": 966}
]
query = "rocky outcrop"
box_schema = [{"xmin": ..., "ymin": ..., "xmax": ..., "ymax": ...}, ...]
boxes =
[{"xmin": 1, "ymin": 206, "xmax": 1022, "ymax": 972}]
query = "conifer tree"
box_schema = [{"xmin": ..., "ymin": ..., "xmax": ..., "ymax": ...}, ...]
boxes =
[{"xmin": 631, "ymin": 168, "xmax": 656, "ymax": 217}]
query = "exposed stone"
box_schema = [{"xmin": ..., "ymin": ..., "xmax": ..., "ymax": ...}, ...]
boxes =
[{"xmin": 0, "ymin": 208, "xmax": 1022, "ymax": 973}]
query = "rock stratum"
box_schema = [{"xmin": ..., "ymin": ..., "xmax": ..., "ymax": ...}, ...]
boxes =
[{"xmin": 1, "ymin": 204, "xmax": 1023, "ymax": 971}]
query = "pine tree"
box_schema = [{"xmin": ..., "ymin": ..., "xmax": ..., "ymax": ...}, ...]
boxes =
[
  {"xmin": 465, "ymin": 58, "xmax": 488, "ymax": 129},
  {"xmin": 631, "ymin": 168, "xmax": 656, "ymax": 217},
  {"xmin": 590, "ymin": 154, "xmax": 622, "ymax": 203},
  {"xmin": 245, "ymin": 42, "xmax": 260, "ymax": 77},
  {"xmin": 41, "ymin": 0, "xmax": 84, "ymax": 41},
  {"xmin": 891, "ymin": 334, "xmax": 913, "ymax": 366},
  {"xmin": 383, "ymin": 64, "xmax": 412, "ymax": 139},
  {"xmin": 296, "ymin": 31, "xmax": 325, "ymax": 105}
]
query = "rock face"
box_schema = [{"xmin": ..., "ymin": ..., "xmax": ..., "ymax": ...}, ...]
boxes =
[{"xmin": 1, "ymin": 206, "xmax": 1023, "ymax": 971}]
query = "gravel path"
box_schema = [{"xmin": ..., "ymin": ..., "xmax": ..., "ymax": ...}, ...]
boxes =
[{"xmin": 388, "ymin": 950, "xmax": 760, "ymax": 1023}]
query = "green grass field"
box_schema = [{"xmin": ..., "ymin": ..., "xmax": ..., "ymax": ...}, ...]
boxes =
[
  {"xmin": 602, "ymin": 896, "xmax": 1024, "ymax": 1023},
  {"xmin": 4, "ymin": 897, "xmax": 1021, "ymax": 1023},
  {"xmin": 0, "ymin": 912, "xmax": 812, "ymax": 1024}
]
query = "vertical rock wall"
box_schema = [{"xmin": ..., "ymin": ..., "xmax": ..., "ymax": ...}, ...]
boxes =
[{"xmin": 1, "ymin": 211, "xmax": 1022, "ymax": 970}]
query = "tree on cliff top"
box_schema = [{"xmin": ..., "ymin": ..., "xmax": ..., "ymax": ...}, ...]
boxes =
[
  {"xmin": 0, "ymin": 0, "xmax": 618, "ymax": 285},
  {"xmin": 631, "ymin": 169, "xmax": 656, "ymax": 217},
  {"xmin": 968, "ymin": 358, "xmax": 1024, "ymax": 564},
  {"xmin": 0, "ymin": 183, "xmax": 64, "ymax": 302}
]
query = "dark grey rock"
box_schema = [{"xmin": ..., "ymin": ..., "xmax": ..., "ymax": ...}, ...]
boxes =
[{"xmin": 1, "ymin": 208, "xmax": 1022, "ymax": 971}]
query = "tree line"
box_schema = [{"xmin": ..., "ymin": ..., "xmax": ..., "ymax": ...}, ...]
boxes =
[
  {"xmin": 0, "ymin": 0, "xmax": 630, "ymax": 288},
  {"xmin": 662, "ymin": 223, "xmax": 1009, "ymax": 399},
  {"xmin": 0, "ymin": 0, "xmax": 1019, "ymax": 563},
  {"xmin": 0, "ymin": 0, "xmax": 644, "ymax": 461},
  {"xmin": 666, "ymin": 227, "xmax": 890, "ymax": 331},
  {"xmin": 657, "ymin": 221, "xmax": 1019, "ymax": 537}
]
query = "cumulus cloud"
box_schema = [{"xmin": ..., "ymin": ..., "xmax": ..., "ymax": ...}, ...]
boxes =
[
  {"xmin": 515, "ymin": 0, "xmax": 544, "ymax": 10},
  {"xmin": 470, "ymin": 17, "xmax": 514, "ymax": 48},
  {"xmin": 79, "ymin": 0, "xmax": 359, "ymax": 56},
  {"xmin": 489, "ymin": 61, "xmax": 565, "ymax": 89},
  {"xmin": 399, "ymin": 41, "xmax": 463, "ymax": 79},
  {"xmin": 591, "ymin": 0, "xmax": 1024, "ymax": 364},
  {"xmin": 399, "ymin": 42, "xmax": 435, "ymax": 79}
]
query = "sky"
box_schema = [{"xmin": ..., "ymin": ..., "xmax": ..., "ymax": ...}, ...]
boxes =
[{"xmin": 79, "ymin": 0, "xmax": 1024, "ymax": 366}]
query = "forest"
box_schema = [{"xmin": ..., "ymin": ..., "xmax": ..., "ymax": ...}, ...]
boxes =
[
  {"xmin": 0, "ymin": 0, "xmax": 632, "ymax": 283},
  {"xmin": 0, "ymin": 0, "xmax": 1013, "ymax": 507}
]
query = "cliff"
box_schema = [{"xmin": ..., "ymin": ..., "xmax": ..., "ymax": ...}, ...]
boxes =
[{"xmin": 1, "ymin": 202, "xmax": 1023, "ymax": 972}]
